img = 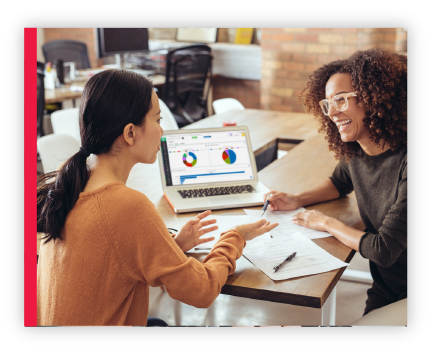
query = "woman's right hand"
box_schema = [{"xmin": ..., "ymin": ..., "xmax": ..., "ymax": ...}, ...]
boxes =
[
  {"xmin": 263, "ymin": 190, "xmax": 300, "ymax": 211},
  {"xmin": 232, "ymin": 219, "xmax": 279, "ymax": 241}
]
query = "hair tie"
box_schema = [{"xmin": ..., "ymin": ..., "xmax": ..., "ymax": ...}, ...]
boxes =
[
  {"xmin": 79, "ymin": 147, "xmax": 91, "ymax": 157},
  {"xmin": 47, "ymin": 189, "xmax": 65, "ymax": 201}
]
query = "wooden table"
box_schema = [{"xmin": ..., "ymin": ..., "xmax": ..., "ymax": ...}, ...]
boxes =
[
  {"xmin": 45, "ymin": 72, "xmax": 165, "ymax": 104},
  {"xmin": 125, "ymin": 109, "xmax": 363, "ymax": 324}
]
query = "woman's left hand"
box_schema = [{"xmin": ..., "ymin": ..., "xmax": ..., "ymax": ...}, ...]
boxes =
[
  {"xmin": 174, "ymin": 210, "xmax": 218, "ymax": 252},
  {"xmin": 292, "ymin": 210, "xmax": 330, "ymax": 232}
]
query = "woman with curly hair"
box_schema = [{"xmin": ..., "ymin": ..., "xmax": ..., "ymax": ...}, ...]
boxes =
[{"xmin": 264, "ymin": 48, "xmax": 407, "ymax": 315}]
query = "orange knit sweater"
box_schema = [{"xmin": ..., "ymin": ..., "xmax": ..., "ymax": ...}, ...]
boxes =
[{"xmin": 37, "ymin": 182, "xmax": 246, "ymax": 326}]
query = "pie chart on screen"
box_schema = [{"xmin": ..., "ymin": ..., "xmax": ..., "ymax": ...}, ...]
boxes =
[
  {"xmin": 183, "ymin": 152, "xmax": 197, "ymax": 167},
  {"xmin": 222, "ymin": 149, "xmax": 237, "ymax": 164}
]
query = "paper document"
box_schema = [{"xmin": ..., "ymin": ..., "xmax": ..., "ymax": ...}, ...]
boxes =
[
  {"xmin": 193, "ymin": 215, "xmax": 270, "ymax": 250},
  {"xmin": 243, "ymin": 208, "xmax": 331, "ymax": 240},
  {"xmin": 69, "ymin": 85, "xmax": 85, "ymax": 92},
  {"xmin": 242, "ymin": 231, "xmax": 348, "ymax": 281}
]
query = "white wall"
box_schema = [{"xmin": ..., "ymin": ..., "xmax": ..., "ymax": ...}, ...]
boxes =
[{"xmin": 37, "ymin": 28, "xmax": 44, "ymax": 62}]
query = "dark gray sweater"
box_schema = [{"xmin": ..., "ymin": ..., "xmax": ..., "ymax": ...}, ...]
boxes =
[{"xmin": 330, "ymin": 145, "xmax": 407, "ymax": 304}]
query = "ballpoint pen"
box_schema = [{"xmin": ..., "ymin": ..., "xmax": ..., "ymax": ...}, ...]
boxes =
[
  {"xmin": 260, "ymin": 193, "xmax": 272, "ymax": 217},
  {"xmin": 273, "ymin": 252, "xmax": 297, "ymax": 273}
]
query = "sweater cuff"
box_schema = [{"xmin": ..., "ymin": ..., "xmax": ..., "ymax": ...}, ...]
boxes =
[
  {"xmin": 221, "ymin": 229, "xmax": 246, "ymax": 246},
  {"xmin": 358, "ymin": 232, "xmax": 371, "ymax": 259},
  {"xmin": 329, "ymin": 176, "xmax": 347, "ymax": 198}
]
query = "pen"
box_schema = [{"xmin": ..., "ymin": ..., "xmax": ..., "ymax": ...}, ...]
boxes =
[
  {"xmin": 260, "ymin": 193, "xmax": 272, "ymax": 217},
  {"xmin": 273, "ymin": 252, "xmax": 297, "ymax": 273}
]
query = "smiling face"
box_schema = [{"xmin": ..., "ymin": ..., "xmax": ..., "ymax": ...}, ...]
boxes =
[{"xmin": 325, "ymin": 73, "xmax": 369, "ymax": 144}]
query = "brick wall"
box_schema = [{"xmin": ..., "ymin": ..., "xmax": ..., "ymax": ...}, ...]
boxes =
[
  {"xmin": 43, "ymin": 28, "xmax": 98, "ymax": 68},
  {"xmin": 260, "ymin": 28, "xmax": 407, "ymax": 113},
  {"xmin": 395, "ymin": 28, "xmax": 408, "ymax": 53}
]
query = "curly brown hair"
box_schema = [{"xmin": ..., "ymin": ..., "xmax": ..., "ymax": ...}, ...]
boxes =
[{"xmin": 300, "ymin": 48, "xmax": 407, "ymax": 161}]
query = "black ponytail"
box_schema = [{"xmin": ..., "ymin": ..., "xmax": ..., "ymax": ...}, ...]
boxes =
[
  {"xmin": 37, "ymin": 149, "xmax": 90, "ymax": 241},
  {"xmin": 37, "ymin": 69, "xmax": 154, "ymax": 244}
]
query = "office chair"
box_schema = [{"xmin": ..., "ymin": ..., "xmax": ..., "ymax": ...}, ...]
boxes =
[
  {"xmin": 50, "ymin": 108, "xmax": 81, "ymax": 145},
  {"xmin": 37, "ymin": 133, "xmax": 81, "ymax": 174},
  {"xmin": 350, "ymin": 298, "xmax": 407, "ymax": 326},
  {"xmin": 42, "ymin": 40, "xmax": 91, "ymax": 70},
  {"xmin": 162, "ymin": 45, "xmax": 213, "ymax": 128},
  {"xmin": 159, "ymin": 99, "xmax": 179, "ymax": 131},
  {"xmin": 212, "ymin": 98, "xmax": 245, "ymax": 115}
]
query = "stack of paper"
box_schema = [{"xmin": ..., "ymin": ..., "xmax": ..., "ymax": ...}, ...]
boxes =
[
  {"xmin": 242, "ymin": 231, "xmax": 348, "ymax": 281},
  {"xmin": 69, "ymin": 85, "xmax": 85, "ymax": 92},
  {"xmin": 243, "ymin": 208, "xmax": 332, "ymax": 240},
  {"xmin": 181, "ymin": 210, "xmax": 347, "ymax": 282}
]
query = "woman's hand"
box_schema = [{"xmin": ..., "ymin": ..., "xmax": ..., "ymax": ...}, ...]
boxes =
[
  {"xmin": 232, "ymin": 219, "xmax": 279, "ymax": 241},
  {"xmin": 174, "ymin": 210, "xmax": 218, "ymax": 252},
  {"xmin": 263, "ymin": 190, "xmax": 300, "ymax": 211},
  {"xmin": 292, "ymin": 210, "xmax": 330, "ymax": 232}
]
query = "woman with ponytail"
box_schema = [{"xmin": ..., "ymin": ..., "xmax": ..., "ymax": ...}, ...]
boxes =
[{"xmin": 37, "ymin": 69, "xmax": 278, "ymax": 326}]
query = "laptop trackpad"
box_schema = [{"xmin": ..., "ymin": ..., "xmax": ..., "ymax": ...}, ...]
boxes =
[{"xmin": 210, "ymin": 196, "xmax": 243, "ymax": 205}]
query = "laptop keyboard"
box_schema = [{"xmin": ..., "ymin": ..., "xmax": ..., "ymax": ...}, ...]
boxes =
[{"xmin": 177, "ymin": 185, "xmax": 258, "ymax": 198}]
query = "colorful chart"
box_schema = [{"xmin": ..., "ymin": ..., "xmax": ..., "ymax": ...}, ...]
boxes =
[
  {"xmin": 222, "ymin": 149, "xmax": 237, "ymax": 164},
  {"xmin": 182, "ymin": 152, "xmax": 197, "ymax": 167}
]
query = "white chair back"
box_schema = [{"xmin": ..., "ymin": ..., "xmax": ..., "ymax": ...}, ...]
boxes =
[
  {"xmin": 50, "ymin": 108, "xmax": 81, "ymax": 145},
  {"xmin": 159, "ymin": 99, "xmax": 179, "ymax": 131},
  {"xmin": 212, "ymin": 98, "xmax": 245, "ymax": 115},
  {"xmin": 350, "ymin": 298, "xmax": 407, "ymax": 326},
  {"xmin": 37, "ymin": 134, "xmax": 81, "ymax": 173}
]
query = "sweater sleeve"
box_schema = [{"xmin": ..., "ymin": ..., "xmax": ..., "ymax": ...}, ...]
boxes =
[
  {"xmin": 329, "ymin": 158, "xmax": 354, "ymax": 198},
  {"xmin": 97, "ymin": 187, "xmax": 245, "ymax": 309},
  {"xmin": 358, "ymin": 160, "xmax": 407, "ymax": 268}
]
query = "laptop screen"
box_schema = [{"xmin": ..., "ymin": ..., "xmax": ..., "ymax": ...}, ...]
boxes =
[{"xmin": 160, "ymin": 129, "xmax": 254, "ymax": 186}]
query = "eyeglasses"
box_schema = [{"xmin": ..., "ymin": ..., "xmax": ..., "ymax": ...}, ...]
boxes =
[{"xmin": 319, "ymin": 92, "xmax": 357, "ymax": 116}]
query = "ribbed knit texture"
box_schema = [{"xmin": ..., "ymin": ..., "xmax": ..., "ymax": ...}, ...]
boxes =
[{"xmin": 37, "ymin": 182, "xmax": 246, "ymax": 326}]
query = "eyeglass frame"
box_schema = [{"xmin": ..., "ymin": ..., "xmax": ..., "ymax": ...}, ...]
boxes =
[{"xmin": 319, "ymin": 92, "xmax": 357, "ymax": 116}]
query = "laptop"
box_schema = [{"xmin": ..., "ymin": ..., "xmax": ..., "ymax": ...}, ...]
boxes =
[{"xmin": 158, "ymin": 126, "xmax": 270, "ymax": 213}]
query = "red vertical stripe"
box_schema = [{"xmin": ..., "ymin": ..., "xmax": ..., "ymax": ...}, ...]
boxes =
[{"xmin": 24, "ymin": 27, "xmax": 37, "ymax": 327}]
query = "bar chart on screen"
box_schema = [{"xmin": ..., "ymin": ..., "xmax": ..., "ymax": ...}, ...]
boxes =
[{"xmin": 179, "ymin": 170, "xmax": 247, "ymax": 185}]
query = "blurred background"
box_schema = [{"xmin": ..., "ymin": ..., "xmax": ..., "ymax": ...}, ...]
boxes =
[{"xmin": 37, "ymin": 27, "xmax": 407, "ymax": 114}]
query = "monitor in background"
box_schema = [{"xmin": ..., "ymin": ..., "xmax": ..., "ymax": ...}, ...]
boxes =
[{"xmin": 97, "ymin": 28, "xmax": 149, "ymax": 57}]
